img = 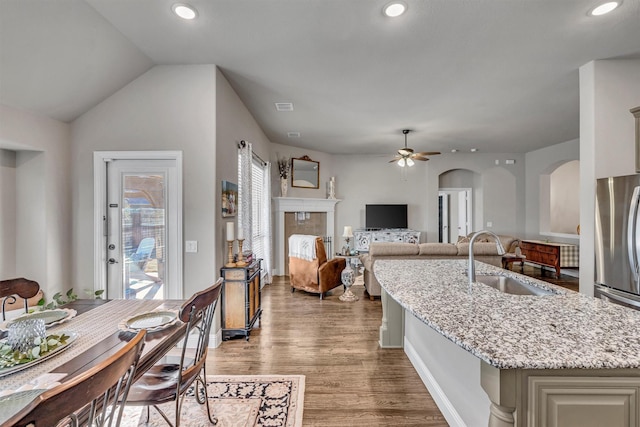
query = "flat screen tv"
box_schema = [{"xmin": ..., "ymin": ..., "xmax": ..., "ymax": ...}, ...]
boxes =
[{"xmin": 365, "ymin": 204, "xmax": 408, "ymax": 229}]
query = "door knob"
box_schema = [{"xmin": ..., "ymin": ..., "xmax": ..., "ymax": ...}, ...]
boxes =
[{"xmin": 108, "ymin": 258, "xmax": 118, "ymax": 264}]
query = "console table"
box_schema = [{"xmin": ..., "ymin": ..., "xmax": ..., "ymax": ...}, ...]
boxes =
[
  {"xmin": 520, "ymin": 240, "xmax": 579, "ymax": 278},
  {"xmin": 220, "ymin": 259, "xmax": 262, "ymax": 341},
  {"xmin": 354, "ymin": 229, "xmax": 421, "ymax": 252}
]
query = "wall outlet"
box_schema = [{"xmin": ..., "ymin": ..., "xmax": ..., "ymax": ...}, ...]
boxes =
[
  {"xmin": 185, "ymin": 240, "xmax": 198, "ymax": 253},
  {"xmin": 486, "ymin": 221, "xmax": 493, "ymax": 228}
]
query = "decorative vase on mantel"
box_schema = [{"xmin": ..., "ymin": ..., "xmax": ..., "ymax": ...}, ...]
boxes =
[{"xmin": 280, "ymin": 178, "xmax": 288, "ymax": 197}]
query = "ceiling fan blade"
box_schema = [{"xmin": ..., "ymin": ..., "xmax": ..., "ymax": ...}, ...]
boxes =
[
  {"xmin": 412, "ymin": 155, "xmax": 430, "ymax": 161},
  {"xmin": 415, "ymin": 151, "xmax": 441, "ymax": 156},
  {"xmin": 388, "ymin": 158, "xmax": 400, "ymax": 163}
]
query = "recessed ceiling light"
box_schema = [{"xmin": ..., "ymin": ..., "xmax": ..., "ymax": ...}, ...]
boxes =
[
  {"xmin": 451, "ymin": 149, "xmax": 458, "ymax": 153},
  {"xmin": 172, "ymin": 3, "xmax": 198, "ymax": 20},
  {"xmin": 470, "ymin": 148, "xmax": 478, "ymax": 152},
  {"xmin": 383, "ymin": 2, "xmax": 407, "ymax": 18},
  {"xmin": 589, "ymin": 1, "xmax": 621, "ymax": 16}
]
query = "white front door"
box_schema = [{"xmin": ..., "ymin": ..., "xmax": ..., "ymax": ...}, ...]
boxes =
[{"xmin": 94, "ymin": 152, "xmax": 182, "ymax": 300}]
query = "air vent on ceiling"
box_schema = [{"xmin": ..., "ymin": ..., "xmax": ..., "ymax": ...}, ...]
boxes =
[
  {"xmin": 275, "ymin": 102, "xmax": 294, "ymax": 112},
  {"xmin": 287, "ymin": 132, "xmax": 301, "ymax": 138}
]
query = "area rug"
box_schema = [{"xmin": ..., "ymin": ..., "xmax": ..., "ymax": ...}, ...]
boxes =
[{"xmin": 120, "ymin": 375, "xmax": 305, "ymax": 427}]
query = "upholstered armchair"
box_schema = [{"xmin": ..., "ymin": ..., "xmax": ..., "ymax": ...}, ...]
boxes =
[{"xmin": 288, "ymin": 235, "xmax": 346, "ymax": 299}]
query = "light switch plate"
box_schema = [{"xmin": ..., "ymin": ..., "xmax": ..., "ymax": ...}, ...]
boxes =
[
  {"xmin": 486, "ymin": 221, "xmax": 493, "ymax": 227},
  {"xmin": 185, "ymin": 240, "xmax": 198, "ymax": 253}
]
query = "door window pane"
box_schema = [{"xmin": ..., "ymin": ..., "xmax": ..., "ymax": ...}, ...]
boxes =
[{"xmin": 122, "ymin": 173, "xmax": 166, "ymax": 299}]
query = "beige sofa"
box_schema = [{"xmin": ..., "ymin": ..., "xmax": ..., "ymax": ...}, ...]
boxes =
[{"xmin": 360, "ymin": 235, "xmax": 519, "ymax": 300}]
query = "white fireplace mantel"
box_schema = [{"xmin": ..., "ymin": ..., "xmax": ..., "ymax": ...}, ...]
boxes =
[{"xmin": 273, "ymin": 197, "xmax": 341, "ymax": 276}]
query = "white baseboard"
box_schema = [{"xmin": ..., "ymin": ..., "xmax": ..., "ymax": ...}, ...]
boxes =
[{"xmin": 404, "ymin": 338, "xmax": 466, "ymax": 427}]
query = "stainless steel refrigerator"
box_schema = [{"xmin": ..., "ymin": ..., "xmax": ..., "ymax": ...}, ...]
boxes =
[{"xmin": 595, "ymin": 174, "xmax": 640, "ymax": 310}]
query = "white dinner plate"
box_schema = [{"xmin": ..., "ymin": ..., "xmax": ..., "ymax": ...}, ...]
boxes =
[
  {"xmin": 125, "ymin": 311, "xmax": 177, "ymax": 330},
  {"xmin": 8, "ymin": 309, "xmax": 72, "ymax": 328}
]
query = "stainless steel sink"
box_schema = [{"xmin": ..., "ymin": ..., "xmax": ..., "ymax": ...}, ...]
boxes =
[{"xmin": 474, "ymin": 274, "xmax": 555, "ymax": 296}]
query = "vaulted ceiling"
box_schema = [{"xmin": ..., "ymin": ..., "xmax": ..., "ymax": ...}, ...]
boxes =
[{"xmin": 1, "ymin": 0, "xmax": 639, "ymax": 155}]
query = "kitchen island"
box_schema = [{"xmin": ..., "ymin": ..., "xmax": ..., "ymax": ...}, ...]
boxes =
[{"xmin": 374, "ymin": 259, "xmax": 640, "ymax": 427}]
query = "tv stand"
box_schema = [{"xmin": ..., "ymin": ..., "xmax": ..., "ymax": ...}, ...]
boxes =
[{"xmin": 354, "ymin": 228, "xmax": 420, "ymax": 252}]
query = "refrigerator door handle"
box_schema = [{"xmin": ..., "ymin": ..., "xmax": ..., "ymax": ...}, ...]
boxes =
[
  {"xmin": 627, "ymin": 186, "xmax": 640, "ymax": 285},
  {"xmin": 597, "ymin": 285, "xmax": 640, "ymax": 309}
]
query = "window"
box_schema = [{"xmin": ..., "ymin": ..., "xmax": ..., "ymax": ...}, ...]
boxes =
[
  {"xmin": 237, "ymin": 146, "xmax": 272, "ymax": 283},
  {"xmin": 251, "ymin": 157, "xmax": 268, "ymax": 272}
]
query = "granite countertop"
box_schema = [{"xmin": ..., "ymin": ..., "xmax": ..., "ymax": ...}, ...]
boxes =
[{"xmin": 374, "ymin": 259, "xmax": 640, "ymax": 370}]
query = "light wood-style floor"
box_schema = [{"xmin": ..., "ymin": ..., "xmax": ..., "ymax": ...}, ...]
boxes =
[{"xmin": 206, "ymin": 276, "xmax": 448, "ymax": 426}]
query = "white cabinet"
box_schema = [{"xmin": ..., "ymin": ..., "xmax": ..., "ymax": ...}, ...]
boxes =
[{"xmin": 354, "ymin": 229, "xmax": 420, "ymax": 252}]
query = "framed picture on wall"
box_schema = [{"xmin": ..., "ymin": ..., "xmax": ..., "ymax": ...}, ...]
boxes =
[{"xmin": 221, "ymin": 180, "xmax": 238, "ymax": 217}]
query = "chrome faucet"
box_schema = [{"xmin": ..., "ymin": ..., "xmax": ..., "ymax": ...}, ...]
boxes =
[{"xmin": 468, "ymin": 230, "xmax": 506, "ymax": 292}]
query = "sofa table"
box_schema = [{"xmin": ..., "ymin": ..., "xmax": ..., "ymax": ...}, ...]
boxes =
[
  {"xmin": 520, "ymin": 240, "xmax": 579, "ymax": 278},
  {"xmin": 220, "ymin": 259, "xmax": 262, "ymax": 340}
]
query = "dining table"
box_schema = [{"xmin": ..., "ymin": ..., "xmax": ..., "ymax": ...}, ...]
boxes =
[{"xmin": 0, "ymin": 298, "xmax": 187, "ymax": 426}]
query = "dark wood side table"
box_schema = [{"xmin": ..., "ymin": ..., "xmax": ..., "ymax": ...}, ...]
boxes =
[
  {"xmin": 502, "ymin": 253, "xmax": 526, "ymax": 271},
  {"xmin": 220, "ymin": 259, "xmax": 262, "ymax": 341}
]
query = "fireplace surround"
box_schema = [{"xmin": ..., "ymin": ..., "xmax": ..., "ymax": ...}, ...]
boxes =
[{"xmin": 273, "ymin": 197, "xmax": 340, "ymax": 276}]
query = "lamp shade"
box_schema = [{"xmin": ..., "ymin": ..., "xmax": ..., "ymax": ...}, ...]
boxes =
[{"xmin": 343, "ymin": 226, "xmax": 353, "ymax": 238}]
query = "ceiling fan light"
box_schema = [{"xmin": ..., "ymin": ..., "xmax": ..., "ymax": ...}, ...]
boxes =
[
  {"xmin": 398, "ymin": 158, "xmax": 406, "ymax": 167},
  {"xmin": 406, "ymin": 158, "xmax": 415, "ymax": 167}
]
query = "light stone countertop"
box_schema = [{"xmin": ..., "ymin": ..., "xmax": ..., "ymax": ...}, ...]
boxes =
[{"xmin": 374, "ymin": 259, "xmax": 640, "ymax": 370}]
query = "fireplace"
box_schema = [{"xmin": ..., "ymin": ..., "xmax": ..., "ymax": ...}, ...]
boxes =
[{"xmin": 273, "ymin": 197, "xmax": 340, "ymax": 276}]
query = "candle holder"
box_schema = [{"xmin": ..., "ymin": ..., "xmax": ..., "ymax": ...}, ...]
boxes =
[
  {"xmin": 236, "ymin": 239, "xmax": 247, "ymax": 267},
  {"xmin": 225, "ymin": 240, "xmax": 236, "ymax": 268}
]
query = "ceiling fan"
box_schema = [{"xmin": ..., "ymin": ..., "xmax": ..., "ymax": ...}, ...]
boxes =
[{"xmin": 389, "ymin": 129, "xmax": 441, "ymax": 167}]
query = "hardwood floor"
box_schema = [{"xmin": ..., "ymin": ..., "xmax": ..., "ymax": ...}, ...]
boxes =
[{"xmin": 206, "ymin": 276, "xmax": 448, "ymax": 426}]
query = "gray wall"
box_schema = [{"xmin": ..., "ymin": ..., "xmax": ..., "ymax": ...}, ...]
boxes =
[
  {"xmin": 71, "ymin": 65, "xmax": 218, "ymax": 298},
  {"xmin": 524, "ymin": 138, "xmax": 580, "ymax": 242},
  {"xmin": 327, "ymin": 152, "xmax": 526, "ymax": 246},
  {"xmin": 580, "ymin": 59, "xmax": 640, "ymax": 294},
  {"xmin": 550, "ymin": 160, "xmax": 580, "ymax": 234},
  {"xmin": 0, "ymin": 105, "xmax": 71, "ymax": 297},
  {"xmin": 270, "ymin": 142, "xmax": 336, "ymax": 200},
  {"xmin": 426, "ymin": 153, "xmax": 526, "ymax": 242},
  {"xmin": 215, "ymin": 69, "xmax": 274, "ymax": 273},
  {"xmin": 0, "ymin": 149, "xmax": 16, "ymax": 277}
]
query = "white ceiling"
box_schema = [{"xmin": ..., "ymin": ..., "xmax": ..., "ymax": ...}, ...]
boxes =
[{"xmin": 1, "ymin": 0, "xmax": 639, "ymax": 155}]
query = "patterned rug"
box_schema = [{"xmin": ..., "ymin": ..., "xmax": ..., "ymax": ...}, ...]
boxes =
[{"xmin": 121, "ymin": 375, "xmax": 305, "ymax": 427}]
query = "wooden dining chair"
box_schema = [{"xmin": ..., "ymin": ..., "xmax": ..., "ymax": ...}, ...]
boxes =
[
  {"xmin": 125, "ymin": 278, "xmax": 224, "ymax": 427},
  {"xmin": 0, "ymin": 277, "xmax": 40, "ymax": 321},
  {"xmin": 9, "ymin": 329, "xmax": 146, "ymax": 427}
]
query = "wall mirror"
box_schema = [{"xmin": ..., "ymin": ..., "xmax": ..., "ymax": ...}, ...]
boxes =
[{"xmin": 291, "ymin": 156, "xmax": 319, "ymax": 189}]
